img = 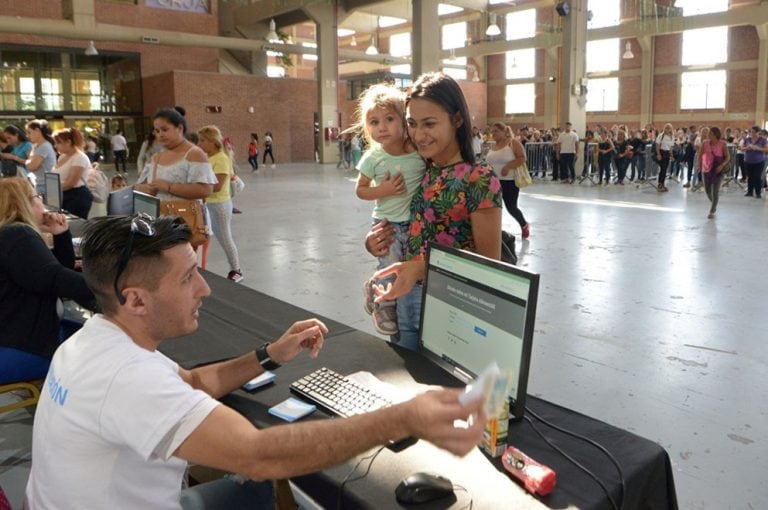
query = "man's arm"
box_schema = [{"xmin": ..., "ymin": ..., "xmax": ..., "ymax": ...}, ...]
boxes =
[
  {"xmin": 179, "ymin": 319, "xmax": 327, "ymax": 399},
  {"xmin": 175, "ymin": 388, "xmax": 485, "ymax": 481}
]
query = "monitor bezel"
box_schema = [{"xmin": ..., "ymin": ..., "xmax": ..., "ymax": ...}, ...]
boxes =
[
  {"xmin": 418, "ymin": 242, "xmax": 539, "ymax": 422},
  {"xmin": 132, "ymin": 190, "xmax": 160, "ymax": 218},
  {"xmin": 43, "ymin": 172, "xmax": 62, "ymax": 211}
]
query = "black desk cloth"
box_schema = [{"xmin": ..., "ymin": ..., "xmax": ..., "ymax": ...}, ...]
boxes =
[{"xmin": 160, "ymin": 272, "xmax": 678, "ymax": 510}]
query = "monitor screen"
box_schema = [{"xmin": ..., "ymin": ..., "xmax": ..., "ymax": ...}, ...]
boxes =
[
  {"xmin": 133, "ymin": 191, "xmax": 160, "ymax": 218},
  {"xmin": 107, "ymin": 186, "xmax": 134, "ymax": 216},
  {"xmin": 419, "ymin": 243, "xmax": 539, "ymax": 421},
  {"xmin": 44, "ymin": 172, "xmax": 62, "ymax": 211}
]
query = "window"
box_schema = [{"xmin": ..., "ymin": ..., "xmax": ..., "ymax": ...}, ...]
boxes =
[
  {"xmin": 505, "ymin": 83, "xmax": 535, "ymax": 114},
  {"xmin": 586, "ymin": 77, "xmax": 619, "ymax": 112},
  {"xmin": 681, "ymin": 27, "xmax": 728, "ymax": 66},
  {"xmin": 586, "ymin": 38, "xmax": 619, "ymax": 73},
  {"xmin": 588, "ymin": 0, "xmax": 620, "ymax": 29},
  {"xmin": 438, "ymin": 3, "xmax": 463, "ymax": 15},
  {"xmin": 442, "ymin": 22, "xmax": 467, "ymax": 80},
  {"xmin": 267, "ymin": 65, "xmax": 285, "ymax": 78},
  {"xmin": 505, "ymin": 49, "xmax": 535, "ymax": 79},
  {"xmin": 506, "ymin": 8, "xmax": 536, "ymax": 40},
  {"xmin": 302, "ymin": 42, "xmax": 317, "ymax": 62},
  {"xmin": 674, "ymin": 0, "xmax": 727, "ymax": 16},
  {"xmin": 71, "ymin": 71, "xmax": 101, "ymax": 111},
  {"xmin": 680, "ymin": 70, "xmax": 726, "ymax": 109},
  {"xmin": 389, "ymin": 32, "xmax": 411, "ymax": 76}
]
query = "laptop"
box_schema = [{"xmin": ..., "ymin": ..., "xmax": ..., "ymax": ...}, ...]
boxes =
[
  {"xmin": 133, "ymin": 190, "xmax": 160, "ymax": 218},
  {"xmin": 107, "ymin": 186, "xmax": 134, "ymax": 216},
  {"xmin": 418, "ymin": 243, "xmax": 539, "ymax": 421},
  {"xmin": 44, "ymin": 172, "xmax": 63, "ymax": 212}
]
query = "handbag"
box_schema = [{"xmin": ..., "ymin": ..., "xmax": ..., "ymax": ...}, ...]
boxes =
[
  {"xmin": 152, "ymin": 161, "xmax": 209, "ymax": 247},
  {"xmin": 234, "ymin": 174, "xmax": 245, "ymax": 194},
  {"xmin": 512, "ymin": 163, "xmax": 532, "ymax": 188}
]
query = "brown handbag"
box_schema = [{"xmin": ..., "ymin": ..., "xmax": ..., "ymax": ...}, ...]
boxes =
[{"xmin": 152, "ymin": 161, "xmax": 209, "ymax": 247}]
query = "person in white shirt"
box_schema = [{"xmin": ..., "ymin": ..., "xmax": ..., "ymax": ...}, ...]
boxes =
[
  {"xmin": 25, "ymin": 215, "xmax": 485, "ymax": 510},
  {"xmin": 654, "ymin": 123, "xmax": 676, "ymax": 192},
  {"xmin": 110, "ymin": 129, "xmax": 128, "ymax": 174},
  {"xmin": 556, "ymin": 122, "xmax": 580, "ymax": 183}
]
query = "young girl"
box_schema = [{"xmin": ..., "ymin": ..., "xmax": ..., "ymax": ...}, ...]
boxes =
[
  {"xmin": 355, "ymin": 83, "xmax": 426, "ymax": 336},
  {"xmin": 367, "ymin": 72, "xmax": 502, "ymax": 350}
]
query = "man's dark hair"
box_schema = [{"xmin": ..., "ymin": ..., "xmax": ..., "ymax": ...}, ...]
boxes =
[
  {"xmin": 406, "ymin": 72, "xmax": 475, "ymax": 166},
  {"xmin": 81, "ymin": 215, "xmax": 191, "ymax": 314}
]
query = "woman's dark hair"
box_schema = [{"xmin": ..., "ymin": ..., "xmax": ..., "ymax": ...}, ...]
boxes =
[
  {"xmin": 25, "ymin": 119, "xmax": 56, "ymax": 147},
  {"xmin": 53, "ymin": 127, "xmax": 86, "ymax": 150},
  {"xmin": 81, "ymin": 215, "xmax": 191, "ymax": 314},
  {"xmin": 3, "ymin": 125, "xmax": 28, "ymax": 144},
  {"xmin": 251, "ymin": 132, "xmax": 259, "ymax": 140},
  {"xmin": 174, "ymin": 105, "xmax": 187, "ymax": 117},
  {"xmin": 407, "ymin": 72, "xmax": 475, "ymax": 166},
  {"xmin": 154, "ymin": 108, "xmax": 188, "ymax": 134},
  {"xmin": 709, "ymin": 126, "xmax": 722, "ymax": 140}
]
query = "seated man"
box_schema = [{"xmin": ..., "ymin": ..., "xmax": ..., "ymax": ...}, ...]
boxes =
[{"xmin": 25, "ymin": 215, "xmax": 485, "ymax": 509}]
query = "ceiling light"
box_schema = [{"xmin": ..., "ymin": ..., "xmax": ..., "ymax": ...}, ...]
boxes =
[
  {"xmin": 486, "ymin": 13, "xmax": 501, "ymax": 37},
  {"xmin": 365, "ymin": 36, "xmax": 379, "ymax": 56},
  {"xmin": 622, "ymin": 41, "xmax": 634, "ymax": 59},
  {"xmin": 84, "ymin": 40, "xmax": 98, "ymax": 56},
  {"xmin": 351, "ymin": 36, "xmax": 357, "ymax": 47},
  {"xmin": 266, "ymin": 19, "xmax": 279, "ymax": 42}
]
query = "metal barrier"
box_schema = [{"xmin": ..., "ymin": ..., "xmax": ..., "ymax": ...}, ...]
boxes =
[{"xmin": 524, "ymin": 142, "xmax": 554, "ymax": 177}]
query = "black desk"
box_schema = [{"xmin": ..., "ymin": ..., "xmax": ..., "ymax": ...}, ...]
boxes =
[{"xmin": 161, "ymin": 272, "xmax": 678, "ymax": 510}]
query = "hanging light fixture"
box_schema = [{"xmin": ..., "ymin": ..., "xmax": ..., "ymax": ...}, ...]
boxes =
[
  {"xmin": 84, "ymin": 40, "xmax": 99, "ymax": 56},
  {"xmin": 365, "ymin": 35, "xmax": 379, "ymax": 55},
  {"xmin": 622, "ymin": 41, "xmax": 634, "ymax": 59},
  {"xmin": 485, "ymin": 12, "xmax": 501, "ymax": 37},
  {"xmin": 266, "ymin": 19, "xmax": 279, "ymax": 42},
  {"xmin": 350, "ymin": 36, "xmax": 357, "ymax": 47}
]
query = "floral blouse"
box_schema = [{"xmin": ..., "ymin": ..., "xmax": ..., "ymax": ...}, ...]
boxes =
[{"xmin": 405, "ymin": 161, "xmax": 502, "ymax": 260}]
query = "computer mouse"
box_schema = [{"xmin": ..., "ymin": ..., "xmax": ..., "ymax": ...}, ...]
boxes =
[{"xmin": 395, "ymin": 472, "xmax": 454, "ymax": 505}]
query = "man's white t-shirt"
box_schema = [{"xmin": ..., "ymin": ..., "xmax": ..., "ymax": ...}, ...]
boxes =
[
  {"xmin": 557, "ymin": 131, "xmax": 579, "ymax": 154},
  {"xmin": 111, "ymin": 134, "xmax": 128, "ymax": 151},
  {"xmin": 26, "ymin": 315, "xmax": 220, "ymax": 510}
]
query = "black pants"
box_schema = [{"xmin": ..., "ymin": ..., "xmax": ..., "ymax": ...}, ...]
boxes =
[
  {"xmin": 263, "ymin": 147, "xmax": 274, "ymax": 164},
  {"xmin": 560, "ymin": 153, "xmax": 575, "ymax": 181},
  {"xmin": 551, "ymin": 154, "xmax": 560, "ymax": 180},
  {"xmin": 657, "ymin": 150, "xmax": 671, "ymax": 185},
  {"xmin": 63, "ymin": 186, "xmax": 93, "ymax": 219},
  {"xmin": 745, "ymin": 161, "xmax": 764, "ymax": 196},
  {"xmin": 615, "ymin": 157, "xmax": 629, "ymax": 183},
  {"xmin": 500, "ymin": 180, "xmax": 527, "ymax": 228},
  {"xmin": 113, "ymin": 150, "xmax": 127, "ymax": 174},
  {"xmin": 734, "ymin": 153, "xmax": 744, "ymax": 179}
]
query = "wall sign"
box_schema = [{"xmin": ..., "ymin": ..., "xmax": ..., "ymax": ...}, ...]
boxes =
[{"xmin": 145, "ymin": 0, "xmax": 210, "ymax": 14}]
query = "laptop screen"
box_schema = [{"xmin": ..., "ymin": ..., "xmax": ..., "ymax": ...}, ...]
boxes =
[
  {"xmin": 418, "ymin": 243, "xmax": 539, "ymax": 421},
  {"xmin": 107, "ymin": 186, "xmax": 134, "ymax": 216},
  {"xmin": 44, "ymin": 172, "xmax": 62, "ymax": 211},
  {"xmin": 133, "ymin": 191, "xmax": 160, "ymax": 218}
]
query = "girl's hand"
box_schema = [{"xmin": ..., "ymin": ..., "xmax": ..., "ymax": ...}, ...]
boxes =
[
  {"xmin": 372, "ymin": 260, "xmax": 425, "ymax": 302},
  {"xmin": 377, "ymin": 172, "xmax": 406, "ymax": 197},
  {"xmin": 40, "ymin": 212, "xmax": 69, "ymax": 235},
  {"xmin": 365, "ymin": 219, "xmax": 396, "ymax": 257}
]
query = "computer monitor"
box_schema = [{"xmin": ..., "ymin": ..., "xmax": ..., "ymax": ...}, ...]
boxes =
[
  {"xmin": 44, "ymin": 172, "xmax": 62, "ymax": 211},
  {"xmin": 133, "ymin": 190, "xmax": 160, "ymax": 218},
  {"xmin": 418, "ymin": 243, "xmax": 539, "ymax": 421},
  {"xmin": 107, "ymin": 186, "xmax": 134, "ymax": 216}
]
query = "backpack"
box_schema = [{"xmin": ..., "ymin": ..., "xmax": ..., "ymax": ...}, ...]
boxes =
[{"xmin": 86, "ymin": 165, "xmax": 109, "ymax": 204}]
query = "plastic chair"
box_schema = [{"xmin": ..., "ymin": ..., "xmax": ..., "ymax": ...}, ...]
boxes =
[{"xmin": 0, "ymin": 381, "xmax": 41, "ymax": 414}]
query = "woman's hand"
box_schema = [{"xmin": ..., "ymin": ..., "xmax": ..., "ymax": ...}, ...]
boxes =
[
  {"xmin": 133, "ymin": 183, "xmax": 157, "ymax": 196},
  {"xmin": 365, "ymin": 219, "xmax": 396, "ymax": 257},
  {"xmin": 153, "ymin": 178, "xmax": 172, "ymax": 194},
  {"xmin": 40, "ymin": 212, "xmax": 69, "ymax": 235},
  {"xmin": 372, "ymin": 260, "xmax": 425, "ymax": 302}
]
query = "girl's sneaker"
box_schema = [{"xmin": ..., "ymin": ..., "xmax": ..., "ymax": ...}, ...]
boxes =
[
  {"xmin": 521, "ymin": 224, "xmax": 530, "ymax": 239},
  {"xmin": 372, "ymin": 301, "xmax": 399, "ymax": 336},
  {"xmin": 363, "ymin": 278, "xmax": 376, "ymax": 315}
]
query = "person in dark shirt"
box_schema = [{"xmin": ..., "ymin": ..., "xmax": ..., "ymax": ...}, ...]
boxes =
[{"xmin": 0, "ymin": 177, "xmax": 96, "ymax": 384}]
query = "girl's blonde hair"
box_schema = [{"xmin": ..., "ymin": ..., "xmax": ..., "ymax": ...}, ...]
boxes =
[
  {"xmin": 352, "ymin": 83, "xmax": 407, "ymax": 148},
  {"xmin": 0, "ymin": 177, "xmax": 40, "ymax": 234}
]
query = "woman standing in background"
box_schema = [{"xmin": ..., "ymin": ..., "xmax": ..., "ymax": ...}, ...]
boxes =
[
  {"xmin": 263, "ymin": 131, "xmax": 275, "ymax": 167},
  {"xmin": 52, "ymin": 128, "xmax": 93, "ymax": 219}
]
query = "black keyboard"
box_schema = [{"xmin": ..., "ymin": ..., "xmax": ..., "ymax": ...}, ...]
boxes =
[{"xmin": 290, "ymin": 367, "xmax": 393, "ymax": 418}]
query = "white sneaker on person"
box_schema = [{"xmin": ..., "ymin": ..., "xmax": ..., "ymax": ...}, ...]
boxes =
[
  {"xmin": 372, "ymin": 300, "xmax": 398, "ymax": 336},
  {"xmin": 227, "ymin": 270, "xmax": 244, "ymax": 283}
]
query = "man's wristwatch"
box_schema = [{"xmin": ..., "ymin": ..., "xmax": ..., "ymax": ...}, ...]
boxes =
[{"xmin": 255, "ymin": 342, "xmax": 281, "ymax": 370}]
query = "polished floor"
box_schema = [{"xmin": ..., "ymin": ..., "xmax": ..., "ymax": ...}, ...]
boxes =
[{"xmin": 2, "ymin": 162, "xmax": 766, "ymax": 509}]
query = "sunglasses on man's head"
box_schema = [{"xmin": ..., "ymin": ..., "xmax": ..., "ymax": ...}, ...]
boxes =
[{"xmin": 113, "ymin": 213, "xmax": 156, "ymax": 305}]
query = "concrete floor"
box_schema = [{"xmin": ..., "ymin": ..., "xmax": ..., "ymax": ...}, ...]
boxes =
[{"xmin": 2, "ymin": 162, "xmax": 766, "ymax": 509}]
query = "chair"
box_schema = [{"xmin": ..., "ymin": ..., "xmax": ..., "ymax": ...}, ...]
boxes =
[{"xmin": 0, "ymin": 381, "xmax": 41, "ymax": 414}]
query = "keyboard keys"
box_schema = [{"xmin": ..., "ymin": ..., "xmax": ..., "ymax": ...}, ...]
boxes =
[{"xmin": 290, "ymin": 367, "xmax": 393, "ymax": 418}]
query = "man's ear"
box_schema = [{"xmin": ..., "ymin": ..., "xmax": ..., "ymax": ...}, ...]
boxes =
[{"xmin": 121, "ymin": 288, "xmax": 149, "ymax": 316}]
